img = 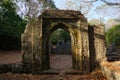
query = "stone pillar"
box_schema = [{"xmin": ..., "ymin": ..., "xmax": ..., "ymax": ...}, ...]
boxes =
[
  {"xmin": 70, "ymin": 22, "xmax": 90, "ymax": 74},
  {"xmin": 41, "ymin": 31, "xmax": 50, "ymax": 70},
  {"xmin": 22, "ymin": 18, "xmax": 43, "ymax": 74},
  {"xmin": 32, "ymin": 19, "xmax": 43, "ymax": 74},
  {"xmin": 71, "ymin": 28, "xmax": 83, "ymax": 72},
  {"xmin": 21, "ymin": 22, "xmax": 35, "ymax": 73},
  {"xmin": 88, "ymin": 25, "xmax": 96, "ymax": 71},
  {"xmin": 81, "ymin": 25, "xmax": 90, "ymax": 74},
  {"xmin": 88, "ymin": 24, "xmax": 106, "ymax": 71},
  {"xmin": 94, "ymin": 24, "xmax": 106, "ymax": 63}
]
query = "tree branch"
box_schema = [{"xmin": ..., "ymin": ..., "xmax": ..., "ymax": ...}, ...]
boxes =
[
  {"xmin": 82, "ymin": 0, "xmax": 120, "ymax": 6},
  {"xmin": 82, "ymin": 0, "xmax": 98, "ymax": 3},
  {"xmin": 101, "ymin": 0, "xmax": 120, "ymax": 5}
]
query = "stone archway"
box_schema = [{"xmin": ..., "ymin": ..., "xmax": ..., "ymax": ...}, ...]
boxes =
[
  {"xmin": 43, "ymin": 22, "xmax": 83, "ymax": 71},
  {"xmin": 21, "ymin": 10, "xmax": 106, "ymax": 74},
  {"xmin": 45, "ymin": 24, "xmax": 72, "ymax": 70},
  {"xmin": 41, "ymin": 13, "xmax": 90, "ymax": 73}
]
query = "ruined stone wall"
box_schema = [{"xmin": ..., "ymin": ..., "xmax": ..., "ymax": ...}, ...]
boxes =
[
  {"xmin": 100, "ymin": 61, "xmax": 120, "ymax": 80},
  {"xmin": 42, "ymin": 18, "xmax": 90, "ymax": 74},
  {"xmin": 94, "ymin": 25, "xmax": 106, "ymax": 62},
  {"xmin": 79, "ymin": 19, "xmax": 90, "ymax": 74},
  {"xmin": 21, "ymin": 18, "xmax": 43, "ymax": 73},
  {"xmin": 21, "ymin": 22, "xmax": 34, "ymax": 73},
  {"xmin": 21, "ymin": 10, "xmax": 106, "ymax": 74},
  {"xmin": 88, "ymin": 24, "xmax": 106, "ymax": 71},
  {"xmin": 0, "ymin": 10, "xmax": 108, "ymax": 75}
]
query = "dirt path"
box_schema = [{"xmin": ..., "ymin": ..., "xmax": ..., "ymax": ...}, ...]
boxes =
[
  {"xmin": 0, "ymin": 51, "xmax": 72, "ymax": 69},
  {"xmin": 0, "ymin": 51, "xmax": 107, "ymax": 80},
  {"xmin": 0, "ymin": 50, "xmax": 22, "ymax": 64},
  {"xmin": 50, "ymin": 54, "xmax": 72, "ymax": 69},
  {"xmin": 0, "ymin": 70, "xmax": 107, "ymax": 80}
]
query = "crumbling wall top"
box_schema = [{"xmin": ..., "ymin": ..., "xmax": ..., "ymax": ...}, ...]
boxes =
[{"xmin": 40, "ymin": 10, "xmax": 86, "ymax": 20}]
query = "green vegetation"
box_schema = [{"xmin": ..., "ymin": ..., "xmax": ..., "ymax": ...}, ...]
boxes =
[
  {"xmin": 0, "ymin": 0, "xmax": 56, "ymax": 50},
  {"xmin": 50, "ymin": 29, "xmax": 70, "ymax": 44},
  {"xmin": 106, "ymin": 24, "xmax": 120, "ymax": 46},
  {"xmin": 0, "ymin": 0, "xmax": 26, "ymax": 50}
]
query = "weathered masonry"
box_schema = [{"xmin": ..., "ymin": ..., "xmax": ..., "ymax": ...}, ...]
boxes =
[{"xmin": 21, "ymin": 10, "xmax": 106, "ymax": 74}]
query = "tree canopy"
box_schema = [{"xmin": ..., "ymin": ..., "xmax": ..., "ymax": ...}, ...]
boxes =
[
  {"xmin": 0, "ymin": 0, "xmax": 57, "ymax": 50},
  {"xmin": 50, "ymin": 29, "xmax": 70, "ymax": 44},
  {"xmin": 106, "ymin": 24, "xmax": 120, "ymax": 46},
  {"xmin": 0, "ymin": 0, "xmax": 26, "ymax": 49},
  {"xmin": 14, "ymin": 0, "xmax": 57, "ymax": 21},
  {"xmin": 65, "ymin": 0, "xmax": 120, "ymax": 20}
]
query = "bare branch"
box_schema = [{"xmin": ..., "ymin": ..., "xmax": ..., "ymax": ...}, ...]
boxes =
[
  {"xmin": 81, "ymin": 0, "xmax": 98, "ymax": 3},
  {"xmin": 80, "ymin": 0, "xmax": 120, "ymax": 5},
  {"xmin": 101, "ymin": 0, "xmax": 120, "ymax": 5}
]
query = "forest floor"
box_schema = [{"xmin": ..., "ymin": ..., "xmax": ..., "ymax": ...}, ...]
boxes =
[{"xmin": 0, "ymin": 50, "xmax": 107, "ymax": 80}]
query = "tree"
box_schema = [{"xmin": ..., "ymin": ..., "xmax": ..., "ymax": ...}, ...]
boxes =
[
  {"xmin": 50, "ymin": 30, "xmax": 59, "ymax": 44},
  {"xmin": 65, "ymin": 0, "xmax": 120, "ymax": 19},
  {"xmin": 80, "ymin": 0, "xmax": 120, "ymax": 6},
  {"xmin": 65, "ymin": 0, "xmax": 93, "ymax": 15},
  {"xmin": 99, "ymin": 0, "xmax": 120, "ymax": 6},
  {"xmin": 105, "ymin": 18, "xmax": 120, "ymax": 29},
  {"xmin": 14, "ymin": 0, "xmax": 57, "ymax": 21},
  {"xmin": 0, "ymin": 0, "xmax": 26, "ymax": 49},
  {"xmin": 95, "ymin": 4, "xmax": 120, "ymax": 20},
  {"xmin": 106, "ymin": 24, "xmax": 120, "ymax": 46},
  {"xmin": 60, "ymin": 29, "xmax": 70, "ymax": 42},
  {"xmin": 50, "ymin": 29, "xmax": 70, "ymax": 44}
]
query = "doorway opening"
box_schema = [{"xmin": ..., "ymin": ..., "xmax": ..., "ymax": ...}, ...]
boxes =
[{"xmin": 49, "ymin": 28, "xmax": 72, "ymax": 70}]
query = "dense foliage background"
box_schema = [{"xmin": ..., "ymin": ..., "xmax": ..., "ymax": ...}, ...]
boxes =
[
  {"xmin": 0, "ymin": 0, "xmax": 26, "ymax": 50},
  {"xmin": 50, "ymin": 29, "xmax": 70, "ymax": 44},
  {"xmin": 106, "ymin": 24, "xmax": 120, "ymax": 46},
  {"xmin": 0, "ymin": 0, "xmax": 57, "ymax": 50}
]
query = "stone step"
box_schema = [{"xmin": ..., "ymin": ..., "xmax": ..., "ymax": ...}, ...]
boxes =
[{"xmin": 43, "ymin": 69, "xmax": 82, "ymax": 75}]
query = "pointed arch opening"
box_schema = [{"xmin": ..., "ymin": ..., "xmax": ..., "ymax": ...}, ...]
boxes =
[{"xmin": 49, "ymin": 27, "xmax": 72, "ymax": 70}]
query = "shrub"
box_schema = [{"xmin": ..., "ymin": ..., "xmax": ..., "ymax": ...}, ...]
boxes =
[{"xmin": 106, "ymin": 24, "xmax": 120, "ymax": 46}]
